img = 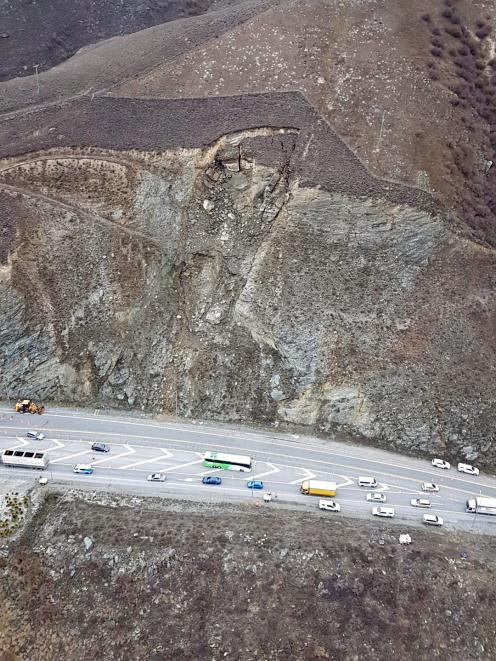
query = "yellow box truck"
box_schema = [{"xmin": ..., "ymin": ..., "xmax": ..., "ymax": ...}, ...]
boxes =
[{"xmin": 300, "ymin": 480, "xmax": 337, "ymax": 497}]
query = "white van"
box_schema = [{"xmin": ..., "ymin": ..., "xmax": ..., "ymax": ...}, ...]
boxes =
[
  {"xmin": 358, "ymin": 476, "xmax": 377, "ymax": 488},
  {"xmin": 319, "ymin": 499, "xmax": 341, "ymax": 512},
  {"xmin": 73, "ymin": 464, "xmax": 93, "ymax": 474}
]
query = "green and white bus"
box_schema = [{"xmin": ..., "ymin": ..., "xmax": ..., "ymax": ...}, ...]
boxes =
[{"xmin": 202, "ymin": 451, "xmax": 252, "ymax": 472}]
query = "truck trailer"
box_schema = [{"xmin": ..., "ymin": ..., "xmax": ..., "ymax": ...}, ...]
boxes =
[
  {"xmin": 300, "ymin": 480, "xmax": 337, "ymax": 497},
  {"xmin": 466, "ymin": 496, "xmax": 496, "ymax": 515}
]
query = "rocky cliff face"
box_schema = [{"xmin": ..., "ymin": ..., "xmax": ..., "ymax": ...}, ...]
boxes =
[{"xmin": 1, "ymin": 0, "xmax": 496, "ymax": 466}]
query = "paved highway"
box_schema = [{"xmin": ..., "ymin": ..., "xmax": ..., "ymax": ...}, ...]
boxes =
[{"xmin": 1, "ymin": 406, "xmax": 495, "ymax": 534}]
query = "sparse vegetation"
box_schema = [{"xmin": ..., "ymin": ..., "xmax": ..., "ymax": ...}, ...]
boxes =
[
  {"xmin": 0, "ymin": 494, "xmax": 496, "ymax": 660},
  {"xmin": 0, "ymin": 492, "xmax": 29, "ymax": 538}
]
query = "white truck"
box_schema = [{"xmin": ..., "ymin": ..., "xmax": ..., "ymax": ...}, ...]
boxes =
[{"xmin": 466, "ymin": 496, "xmax": 496, "ymax": 515}]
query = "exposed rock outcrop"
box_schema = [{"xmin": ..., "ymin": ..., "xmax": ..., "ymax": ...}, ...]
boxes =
[
  {"xmin": 1, "ymin": 0, "xmax": 496, "ymax": 466},
  {"xmin": 0, "ymin": 107, "xmax": 494, "ymax": 465}
]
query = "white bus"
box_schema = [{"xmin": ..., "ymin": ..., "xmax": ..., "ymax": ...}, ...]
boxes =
[
  {"xmin": 1, "ymin": 449, "xmax": 49, "ymax": 469},
  {"xmin": 202, "ymin": 451, "xmax": 252, "ymax": 472}
]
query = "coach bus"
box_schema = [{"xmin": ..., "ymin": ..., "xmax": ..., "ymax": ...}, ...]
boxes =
[
  {"xmin": 1, "ymin": 449, "xmax": 49, "ymax": 469},
  {"xmin": 202, "ymin": 451, "xmax": 252, "ymax": 472}
]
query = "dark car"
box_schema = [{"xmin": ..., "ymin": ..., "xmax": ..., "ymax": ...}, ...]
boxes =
[
  {"xmin": 91, "ymin": 442, "xmax": 110, "ymax": 453},
  {"xmin": 202, "ymin": 476, "xmax": 222, "ymax": 485}
]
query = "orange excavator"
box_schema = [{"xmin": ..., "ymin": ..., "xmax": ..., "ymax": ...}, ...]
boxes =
[{"xmin": 15, "ymin": 399, "xmax": 45, "ymax": 415}]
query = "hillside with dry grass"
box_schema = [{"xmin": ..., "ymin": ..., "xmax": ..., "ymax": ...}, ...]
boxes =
[{"xmin": 1, "ymin": 492, "xmax": 496, "ymax": 660}]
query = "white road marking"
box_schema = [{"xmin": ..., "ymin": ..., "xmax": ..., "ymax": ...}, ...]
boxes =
[
  {"xmin": 245, "ymin": 463, "xmax": 280, "ymax": 481},
  {"xmin": 335, "ymin": 475, "xmax": 354, "ymax": 488},
  {"xmin": 197, "ymin": 468, "xmax": 222, "ymax": 476},
  {"xmin": 45, "ymin": 439, "xmax": 65, "ymax": 452},
  {"xmin": 158, "ymin": 457, "xmax": 204, "ymax": 473},
  {"xmin": 1, "ymin": 410, "xmax": 495, "ymax": 492},
  {"xmin": 121, "ymin": 448, "xmax": 173, "ymax": 469},
  {"xmin": 376, "ymin": 483, "xmax": 390, "ymax": 492},
  {"xmin": 50, "ymin": 446, "xmax": 92, "ymax": 463},
  {"xmin": 289, "ymin": 468, "xmax": 317, "ymax": 485},
  {"xmin": 1, "ymin": 420, "xmax": 495, "ymax": 500},
  {"xmin": 1, "ymin": 422, "xmax": 494, "ymax": 495},
  {"xmin": 7, "ymin": 437, "xmax": 29, "ymax": 450},
  {"xmin": 4, "ymin": 425, "xmax": 487, "ymax": 496},
  {"xmin": 91, "ymin": 444, "xmax": 135, "ymax": 466},
  {"xmin": 1, "ymin": 417, "xmax": 438, "ymax": 472}
]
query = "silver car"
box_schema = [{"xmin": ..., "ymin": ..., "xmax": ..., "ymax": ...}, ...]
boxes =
[
  {"xmin": 421, "ymin": 482, "xmax": 440, "ymax": 493},
  {"xmin": 423, "ymin": 514, "xmax": 444, "ymax": 526},
  {"xmin": 147, "ymin": 473, "xmax": 166, "ymax": 482},
  {"xmin": 26, "ymin": 431, "xmax": 45, "ymax": 440},
  {"xmin": 411, "ymin": 498, "xmax": 431, "ymax": 508},
  {"xmin": 366, "ymin": 492, "xmax": 386, "ymax": 503}
]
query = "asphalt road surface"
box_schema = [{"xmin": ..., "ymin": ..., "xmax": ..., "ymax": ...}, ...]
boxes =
[{"xmin": 1, "ymin": 406, "xmax": 495, "ymax": 534}]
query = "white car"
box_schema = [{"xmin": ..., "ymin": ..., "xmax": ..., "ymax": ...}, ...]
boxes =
[
  {"xmin": 411, "ymin": 498, "xmax": 432, "ymax": 508},
  {"xmin": 431, "ymin": 458, "xmax": 450, "ymax": 470},
  {"xmin": 319, "ymin": 499, "xmax": 341, "ymax": 512},
  {"xmin": 26, "ymin": 431, "xmax": 45, "ymax": 440},
  {"xmin": 421, "ymin": 482, "xmax": 440, "ymax": 492},
  {"xmin": 457, "ymin": 463, "xmax": 479, "ymax": 476},
  {"xmin": 39, "ymin": 477, "xmax": 48, "ymax": 485},
  {"xmin": 366, "ymin": 492, "xmax": 386, "ymax": 503},
  {"xmin": 372, "ymin": 506, "xmax": 395, "ymax": 518},
  {"xmin": 147, "ymin": 473, "xmax": 166, "ymax": 482},
  {"xmin": 422, "ymin": 514, "xmax": 444, "ymax": 527}
]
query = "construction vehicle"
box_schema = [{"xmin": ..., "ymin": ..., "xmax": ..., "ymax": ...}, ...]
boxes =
[{"xmin": 15, "ymin": 400, "xmax": 45, "ymax": 415}]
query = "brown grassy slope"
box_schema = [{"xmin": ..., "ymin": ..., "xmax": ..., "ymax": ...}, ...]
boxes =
[
  {"xmin": 0, "ymin": 0, "xmax": 281, "ymax": 115},
  {"xmin": 3, "ymin": 0, "xmax": 494, "ymax": 245},
  {"xmin": 111, "ymin": 0, "xmax": 496, "ymax": 246},
  {"xmin": 1, "ymin": 494, "xmax": 496, "ymax": 661},
  {"xmin": 0, "ymin": 0, "xmax": 218, "ymax": 82}
]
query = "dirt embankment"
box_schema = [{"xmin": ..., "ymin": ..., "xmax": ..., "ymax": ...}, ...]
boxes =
[{"xmin": 0, "ymin": 492, "xmax": 495, "ymax": 660}]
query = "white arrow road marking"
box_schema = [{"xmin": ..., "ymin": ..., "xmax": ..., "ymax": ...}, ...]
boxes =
[
  {"xmin": 91, "ymin": 444, "xmax": 135, "ymax": 466},
  {"xmin": 121, "ymin": 448, "xmax": 173, "ymax": 469},
  {"xmin": 375, "ymin": 483, "xmax": 390, "ymax": 492},
  {"xmin": 8, "ymin": 437, "xmax": 30, "ymax": 450},
  {"xmin": 335, "ymin": 475, "xmax": 354, "ymax": 488},
  {"xmin": 51, "ymin": 446, "xmax": 92, "ymax": 463},
  {"xmin": 289, "ymin": 468, "xmax": 317, "ymax": 485},
  {"xmin": 44, "ymin": 439, "xmax": 65, "ymax": 452},
  {"xmin": 245, "ymin": 463, "xmax": 280, "ymax": 481}
]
